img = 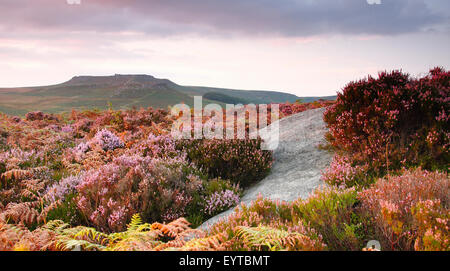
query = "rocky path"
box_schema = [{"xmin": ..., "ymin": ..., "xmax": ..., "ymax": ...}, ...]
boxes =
[{"xmin": 199, "ymin": 107, "xmax": 332, "ymax": 229}]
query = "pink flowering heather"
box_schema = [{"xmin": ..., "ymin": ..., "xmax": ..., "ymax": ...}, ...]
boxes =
[
  {"xmin": 204, "ymin": 189, "xmax": 241, "ymax": 216},
  {"xmin": 75, "ymin": 157, "xmax": 139, "ymax": 232},
  {"xmin": 161, "ymin": 191, "xmax": 193, "ymax": 222},
  {"xmin": 61, "ymin": 125, "xmax": 74, "ymax": 134},
  {"xmin": 358, "ymin": 168, "xmax": 449, "ymax": 250},
  {"xmin": 93, "ymin": 129, "xmax": 124, "ymax": 151},
  {"xmin": 46, "ymin": 174, "xmax": 84, "ymax": 203},
  {"xmin": 324, "ymin": 67, "xmax": 449, "ymax": 175},
  {"xmin": 133, "ymin": 133, "xmax": 181, "ymax": 159},
  {"xmin": 75, "ymin": 153, "xmax": 204, "ymax": 232},
  {"xmin": 321, "ymin": 155, "xmax": 369, "ymax": 188},
  {"xmin": 75, "ymin": 142, "xmax": 90, "ymax": 153},
  {"xmin": 278, "ymin": 100, "xmax": 334, "ymax": 118},
  {"xmin": 107, "ymin": 205, "xmax": 127, "ymax": 230}
]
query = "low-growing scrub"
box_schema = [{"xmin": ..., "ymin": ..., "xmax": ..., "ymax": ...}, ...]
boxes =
[
  {"xmin": 0, "ymin": 168, "xmax": 447, "ymax": 251},
  {"xmin": 321, "ymin": 155, "xmax": 372, "ymax": 188},
  {"xmin": 292, "ymin": 187, "xmax": 365, "ymax": 251},
  {"xmin": 179, "ymin": 138, "xmax": 273, "ymax": 188},
  {"xmin": 0, "ymin": 69, "xmax": 447, "ymax": 251},
  {"xmin": 205, "ymin": 195, "xmax": 327, "ymax": 251},
  {"xmin": 358, "ymin": 168, "xmax": 449, "ymax": 251},
  {"xmin": 323, "ymin": 67, "xmax": 449, "ymax": 187},
  {"xmin": 0, "ymin": 103, "xmax": 288, "ymax": 237}
]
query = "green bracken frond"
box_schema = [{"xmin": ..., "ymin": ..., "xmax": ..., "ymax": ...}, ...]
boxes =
[
  {"xmin": 56, "ymin": 238, "xmax": 107, "ymax": 251},
  {"xmin": 43, "ymin": 220, "xmax": 70, "ymax": 233},
  {"xmin": 127, "ymin": 214, "xmax": 143, "ymax": 232},
  {"xmin": 50, "ymin": 224, "xmax": 113, "ymax": 251},
  {"xmin": 39, "ymin": 215, "xmax": 200, "ymax": 251},
  {"xmin": 73, "ymin": 227, "xmax": 111, "ymax": 246},
  {"xmin": 234, "ymin": 225, "xmax": 311, "ymax": 251}
]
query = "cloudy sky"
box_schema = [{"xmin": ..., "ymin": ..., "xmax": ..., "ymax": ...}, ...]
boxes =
[{"xmin": 0, "ymin": 0, "xmax": 449, "ymax": 96}]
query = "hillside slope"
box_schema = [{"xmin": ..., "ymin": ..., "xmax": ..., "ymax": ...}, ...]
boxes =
[{"xmin": 0, "ymin": 74, "xmax": 334, "ymax": 115}]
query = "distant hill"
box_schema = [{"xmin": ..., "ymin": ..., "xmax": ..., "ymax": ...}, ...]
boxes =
[
  {"xmin": 0, "ymin": 74, "xmax": 336, "ymax": 115},
  {"xmin": 202, "ymin": 92, "xmax": 249, "ymax": 105}
]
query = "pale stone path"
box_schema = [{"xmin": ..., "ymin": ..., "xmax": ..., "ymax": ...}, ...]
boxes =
[{"xmin": 199, "ymin": 107, "xmax": 332, "ymax": 230}]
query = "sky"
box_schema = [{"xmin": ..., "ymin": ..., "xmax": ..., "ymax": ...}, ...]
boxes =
[{"xmin": 0, "ymin": 0, "xmax": 449, "ymax": 96}]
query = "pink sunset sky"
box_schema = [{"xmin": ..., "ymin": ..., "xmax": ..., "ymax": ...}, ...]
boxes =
[{"xmin": 0, "ymin": 0, "xmax": 449, "ymax": 96}]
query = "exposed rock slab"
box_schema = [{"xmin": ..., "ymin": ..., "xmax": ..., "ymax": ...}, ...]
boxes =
[{"xmin": 199, "ymin": 107, "xmax": 332, "ymax": 230}]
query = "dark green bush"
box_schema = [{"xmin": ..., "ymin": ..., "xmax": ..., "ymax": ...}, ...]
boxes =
[
  {"xmin": 178, "ymin": 138, "xmax": 273, "ymax": 187},
  {"xmin": 293, "ymin": 187, "xmax": 366, "ymax": 250}
]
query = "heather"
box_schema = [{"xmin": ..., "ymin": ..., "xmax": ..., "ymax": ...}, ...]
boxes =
[
  {"xmin": 323, "ymin": 67, "xmax": 449, "ymax": 188},
  {"xmin": 8, "ymin": 97, "xmax": 329, "ymax": 233},
  {"xmin": 1, "ymin": 68, "xmax": 448, "ymax": 251},
  {"xmin": 279, "ymin": 100, "xmax": 335, "ymax": 118},
  {"xmin": 199, "ymin": 168, "xmax": 448, "ymax": 251},
  {"xmin": 1, "ymin": 167, "xmax": 448, "ymax": 251},
  {"xmin": 178, "ymin": 138, "xmax": 272, "ymax": 187},
  {"xmin": 0, "ymin": 100, "xmax": 337, "ymax": 250},
  {"xmin": 358, "ymin": 169, "xmax": 449, "ymax": 251},
  {"xmin": 0, "ymin": 106, "xmax": 276, "ymax": 233},
  {"xmin": 16, "ymin": 167, "xmax": 441, "ymax": 252}
]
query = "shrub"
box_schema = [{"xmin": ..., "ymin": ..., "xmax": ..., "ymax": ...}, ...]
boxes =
[
  {"xmin": 321, "ymin": 155, "xmax": 371, "ymax": 188},
  {"xmin": 132, "ymin": 133, "xmax": 181, "ymax": 159},
  {"xmin": 358, "ymin": 168, "xmax": 449, "ymax": 251},
  {"xmin": 324, "ymin": 67, "xmax": 449, "ymax": 181},
  {"xmin": 25, "ymin": 111, "xmax": 45, "ymax": 121},
  {"xmin": 75, "ymin": 155, "xmax": 204, "ymax": 232},
  {"xmin": 93, "ymin": 129, "xmax": 124, "ymax": 151},
  {"xmin": 179, "ymin": 138, "xmax": 273, "ymax": 187},
  {"xmin": 412, "ymin": 199, "xmax": 449, "ymax": 251},
  {"xmin": 203, "ymin": 189, "xmax": 240, "ymax": 216},
  {"xmin": 206, "ymin": 195, "xmax": 326, "ymax": 251},
  {"xmin": 292, "ymin": 186, "xmax": 364, "ymax": 250},
  {"xmin": 181, "ymin": 177, "xmax": 242, "ymax": 227},
  {"xmin": 46, "ymin": 174, "xmax": 84, "ymax": 203},
  {"xmin": 123, "ymin": 107, "xmax": 171, "ymax": 132}
]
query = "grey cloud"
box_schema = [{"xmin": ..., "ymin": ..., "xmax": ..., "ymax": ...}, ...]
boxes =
[{"xmin": 0, "ymin": 0, "xmax": 448, "ymax": 37}]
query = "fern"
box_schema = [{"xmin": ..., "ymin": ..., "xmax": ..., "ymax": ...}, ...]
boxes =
[
  {"xmin": 127, "ymin": 214, "xmax": 143, "ymax": 232},
  {"xmin": 73, "ymin": 227, "xmax": 111, "ymax": 246},
  {"xmin": 0, "ymin": 221, "xmax": 57, "ymax": 251},
  {"xmin": 43, "ymin": 220, "xmax": 70, "ymax": 233},
  {"xmin": 180, "ymin": 232, "xmax": 225, "ymax": 251},
  {"xmin": 108, "ymin": 216, "xmax": 192, "ymax": 251},
  {"xmin": 1, "ymin": 169, "xmax": 30, "ymax": 189},
  {"xmin": 53, "ymin": 226, "xmax": 111, "ymax": 251},
  {"xmin": 233, "ymin": 225, "xmax": 324, "ymax": 251},
  {"xmin": 57, "ymin": 238, "xmax": 106, "ymax": 251},
  {"xmin": 2, "ymin": 214, "xmax": 208, "ymax": 251},
  {"xmin": 0, "ymin": 202, "xmax": 40, "ymax": 225},
  {"xmin": 1, "ymin": 167, "xmax": 48, "ymax": 187},
  {"xmin": 47, "ymin": 214, "xmax": 185, "ymax": 251}
]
